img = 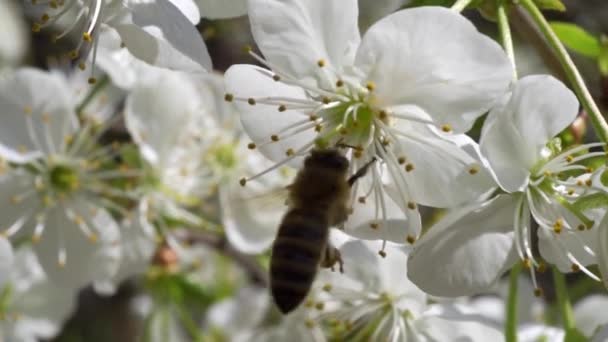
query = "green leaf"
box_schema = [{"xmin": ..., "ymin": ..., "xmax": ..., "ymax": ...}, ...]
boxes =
[
  {"xmin": 534, "ymin": 0, "xmax": 565, "ymax": 11},
  {"xmin": 599, "ymin": 37, "xmax": 608, "ymax": 76},
  {"xmin": 551, "ymin": 22, "xmax": 601, "ymax": 58},
  {"xmin": 572, "ymin": 192, "xmax": 608, "ymax": 212},
  {"xmin": 564, "ymin": 328, "xmax": 588, "ymax": 342}
]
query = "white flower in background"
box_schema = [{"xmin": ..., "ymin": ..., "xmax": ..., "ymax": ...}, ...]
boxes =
[
  {"xmin": 225, "ymin": 1, "xmax": 511, "ymax": 244},
  {"xmin": 26, "ymin": 0, "xmax": 211, "ymax": 81},
  {"xmin": 573, "ymin": 294, "xmax": 608, "ymax": 338},
  {"xmin": 408, "ymin": 75, "xmax": 606, "ymax": 296},
  {"xmin": 195, "ymin": 0, "xmax": 247, "ymax": 19},
  {"xmin": 305, "ymin": 240, "xmax": 503, "ymax": 340},
  {"xmin": 0, "ymin": 68, "xmax": 123, "ymax": 289},
  {"xmin": 0, "ymin": 0, "xmax": 28, "ymax": 67},
  {"xmin": 518, "ymin": 325, "xmax": 565, "ymax": 342},
  {"xmin": 0, "ymin": 238, "xmax": 14, "ymax": 288},
  {"xmin": 0, "ymin": 247, "xmax": 76, "ymax": 342}
]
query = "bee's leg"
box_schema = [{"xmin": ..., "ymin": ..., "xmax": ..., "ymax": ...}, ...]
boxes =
[
  {"xmin": 347, "ymin": 157, "xmax": 377, "ymax": 187},
  {"xmin": 320, "ymin": 243, "xmax": 344, "ymax": 273}
]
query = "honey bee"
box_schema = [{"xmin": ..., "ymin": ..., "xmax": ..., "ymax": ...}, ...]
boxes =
[{"xmin": 270, "ymin": 148, "xmax": 375, "ymax": 314}]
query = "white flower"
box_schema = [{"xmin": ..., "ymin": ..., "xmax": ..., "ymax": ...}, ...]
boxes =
[
  {"xmin": 0, "ymin": 247, "xmax": 76, "ymax": 342},
  {"xmin": 0, "ymin": 237, "xmax": 14, "ymax": 288},
  {"xmin": 573, "ymin": 294, "xmax": 608, "ymax": 338},
  {"xmin": 0, "ymin": 68, "xmax": 123, "ymax": 289},
  {"xmin": 0, "ymin": 0, "xmax": 28, "ymax": 67},
  {"xmin": 306, "ymin": 240, "xmax": 504, "ymax": 341},
  {"xmin": 408, "ymin": 75, "xmax": 605, "ymax": 296},
  {"xmin": 195, "ymin": 0, "xmax": 247, "ymax": 19},
  {"xmin": 26, "ymin": 0, "xmax": 211, "ymax": 80},
  {"xmin": 225, "ymin": 2, "xmax": 511, "ymax": 243}
]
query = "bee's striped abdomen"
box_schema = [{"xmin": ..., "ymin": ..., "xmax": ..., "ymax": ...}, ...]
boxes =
[{"xmin": 270, "ymin": 207, "xmax": 329, "ymax": 314}]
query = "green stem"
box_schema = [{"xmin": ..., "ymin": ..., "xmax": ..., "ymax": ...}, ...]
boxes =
[
  {"xmin": 177, "ymin": 305, "xmax": 204, "ymax": 342},
  {"xmin": 519, "ymin": 0, "xmax": 608, "ymax": 143},
  {"xmin": 451, "ymin": 0, "xmax": 473, "ymax": 12},
  {"xmin": 505, "ymin": 262, "xmax": 522, "ymax": 342},
  {"xmin": 552, "ymin": 267, "xmax": 576, "ymax": 330},
  {"xmin": 497, "ymin": 1, "xmax": 518, "ymax": 80},
  {"xmin": 75, "ymin": 75, "xmax": 110, "ymax": 116}
]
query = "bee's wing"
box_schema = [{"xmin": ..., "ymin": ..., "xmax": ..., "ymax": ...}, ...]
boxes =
[{"xmin": 219, "ymin": 183, "xmax": 290, "ymax": 254}]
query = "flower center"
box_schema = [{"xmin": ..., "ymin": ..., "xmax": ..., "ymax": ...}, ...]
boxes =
[{"xmin": 49, "ymin": 163, "xmax": 79, "ymax": 192}]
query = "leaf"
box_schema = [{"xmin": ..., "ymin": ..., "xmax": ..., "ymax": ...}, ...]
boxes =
[
  {"xmin": 551, "ymin": 22, "xmax": 601, "ymax": 58},
  {"xmin": 564, "ymin": 328, "xmax": 588, "ymax": 342},
  {"xmin": 572, "ymin": 193, "xmax": 608, "ymax": 212},
  {"xmin": 534, "ymin": 0, "xmax": 566, "ymax": 11},
  {"xmin": 599, "ymin": 37, "xmax": 608, "ymax": 76}
]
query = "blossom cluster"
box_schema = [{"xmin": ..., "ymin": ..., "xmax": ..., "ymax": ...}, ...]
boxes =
[{"xmin": 1, "ymin": 0, "xmax": 608, "ymax": 340}]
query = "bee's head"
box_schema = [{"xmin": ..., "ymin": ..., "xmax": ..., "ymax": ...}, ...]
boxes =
[{"xmin": 305, "ymin": 149, "xmax": 349, "ymax": 172}]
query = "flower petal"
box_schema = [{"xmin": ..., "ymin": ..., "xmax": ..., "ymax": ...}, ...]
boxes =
[
  {"xmin": 388, "ymin": 106, "xmax": 496, "ymax": 207},
  {"xmin": 112, "ymin": 0, "xmax": 212, "ymax": 72},
  {"xmin": 0, "ymin": 68, "xmax": 77, "ymax": 162},
  {"xmin": 355, "ymin": 7, "xmax": 512, "ymax": 132},
  {"xmin": 125, "ymin": 70, "xmax": 200, "ymax": 166},
  {"xmin": 195, "ymin": 0, "xmax": 247, "ymax": 19},
  {"xmin": 573, "ymin": 294, "xmax": 608, "ymax": 337},
  {"xmin": 407, "ymin": 195, "xmax": 518, "ymax": 297},
  {"xmin": 0, "ymin": 236, "xmax": 13, "ymax": 288},
  {"xmin": 0, "ymin": 0, "xmax": 28, "ymax": 65},
  {"xmin": 480, "ymin": 75, "xmax": 578, "ymax": 192},
  {"xmin": 248, "ymin": 0, "xmax": 360, "ymax": 82},
  {"xmin": 225, "ymin": 64, "xmax": 315, "ymax": 167},
  {"xmin": 417, "ymin": 304, "xmax": 504, "ymax": 342}
]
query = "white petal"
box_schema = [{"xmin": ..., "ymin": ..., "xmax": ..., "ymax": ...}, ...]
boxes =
[
  {"xmin": 225, "ymin": 64, "xmax": 314, "ymax": 167},
  {"xmin": 196, "ymin": 0, "xmax": 247, "ymax": 19},
  {"xmin": 113, "ymin": 0, "xmax": 212, "ymax": 72},
  {"xmin": 248, "ymin": 0, "xmax": 360, "ymax": 82},
  {"xmin": 407, "ymin": 195, "xmax": 518, "ymax": 297},
  {"xmin": 600, "ymin": 213, "xmax": 608, "ymax": 288},
  {"xmin": 167, "ymin": 0, "xmax": 200, "ymax": 24},
  {"xmin": 537, "ymin": 227, "xmax": 598, "ymax": 273},
  {"xmin": 33, "ymin": 204, "xmax": 120, "ymax": 289},
  {"xmin": 518, "ymin": 324, "xmax": 565, "ymax": 342},
  {"xmin": 0, "ymin": 68, "xmax": 77, "ymax": 162},
  {"xmin": 0, "ymin": 0, "xmax": 28, "ymax": 65},
  {"xmin": 480, "ymin": 75, "xmax": 578, "ymax": 192},
  {"xmin": 573, "ymin": 295, "xmax": 608, "ymax": 337},
  {"xmin": 355, "ymin": 7, "xmax": 512, "ymax": 132},
  {"xmin": 0, "ymin": 237, "xmax": 14, "ymax": 288},
  {"xmin": 125, "ymin": 70, "xmax": 200, "ymax": 166},
  {"xmin": 389, "ymin": 107, "xmax": 496, "ymax": 207},
  {"xmin": 417, "ymin": 304, "xmax": 503, "ymax": 342},
  {"xmin": 206, "ymin": 286, "xmax": 269, "ymax": 334}
]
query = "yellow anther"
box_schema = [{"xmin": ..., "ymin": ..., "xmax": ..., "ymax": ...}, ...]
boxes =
[
  {"xmin": 553, "ymin": 219, "xmax": 563, "ymax": 234},
  {"xmin": 336, "ymin": 80, "xmax": 344, "ymax": 87},
  {"xmin": 571, "ymin": 263, "xmax": 580, "ymax": 272},
  {"xmin": 585, "ymin": 179, "xmax": 592, "ymax": 187},
  {"xmin": 406, "ymin": 235, "xmax": 416, "ymax": 244},
  {"xmin": 78, "ymin": 62, "xmax": 86, "ymax": 71},
  {"xmin": 586, "ymin": 167, "xmax": 594, "ymax": 173},
  {"xmin": 83, "ymin": 32, "xmax": 93, "ymax": 43},
  {"xmin": 243, "ymin": 45, "xmax": 253, "ymax": 53},
  {"xmin": 224, "ymin": 93, "xmax": 234, "ymax": 102},
  {"xmin": 353, "ymin": 149, "xmax": 363, "ymax": 159},
  {"xmin": 536, "ymin": 262, "xmax": 547, "ymax": 273},
  {"xmin": 365, "ymin": 81, "xmax": 376, "ymax": 91},
  {"xmin": 286, "ymin": 148, "xmax": 295, "ymax": 156},
  {"xmin": 278, "ymin": 105, "xmax": 286, "ymax": 112},
  {"xmin": 322, "ymin": 283, "xmax": 332, "ymax": 292},
  {"xmin": 441, "ymin": 124, "xmax": 452, "ymax": 133},
  {"xmin": 358, "ymin": 196, "xmax": 366, "ymax": 204},
  {"xmin": 576, "ymin": 180, "xmax": 584, "ymax": 186},
  {"xmin": 407, "ymin": 202, "xmax": 417, "ymax": 210},
  {"xmin": 239, "ymin": 178, "xmax": 247, "ymax": 186},
  {"xmin": 272, "ymin": 74, "xmax": 280, "ymax": 81},
  {"xmin": 314, "ymin": 124, "xmax": 322, "ymax": 132},
  {"xmin": 23, "ymin": 106, "xmax": 32, "ymax": 115},
  {"xmin": 32, "ymin": 23, "xmax": 41, "ymax": 33},
  {"xmin": 304, "ymin": 299, "xmax": 314, "ymax": 308},
  {"xmin": 271, "ymin": 135, "xmax": 280, "ymax": 142},
  {"xmin": 317, "ymin": 59, "xmax": 326, "ymax": 67},
  {"xmin": 247, "ymin": 98, "xmax": 256, "ymax": 105},
  {"xmin": 405, "ymin": 163, "xmax": 415, "ymax": 172},
  {"xmin": 567, "ymin": 189, "xmax": 575, "ymax": 196},
  {"xmin": 397, "ymin": 156, "xmax": 406, "ymax": 165},
  {"xmin": 378, "ymin": 250, "xmax": 387, "ymax": 258},
  {"xmin": 339, "ymin": 127, "xmax": 348, "ymax": 135},
  {"xmin": 468, "ymin": 166, "xmax": 479, "ymax": 175},
  {"xmin": 247, "ymin": 143, "xmax": 256, "ymax": 150},
  {"xmin": 370, "ymin": 222, "xmax": 379, "ymax": 229},
  {"xmin": 49, "ymin": 0, "xmax": 58, "ymax": 8},
  {"xmin": 566, "ymin": 155, "xmax": 574, "ymax": 163},
  {"xmin": 305, "ymin": 319, "xmax": 315, "ymax": 329},
  {"xmin": 322, "ymin": 96, "xmax": 331, "ymax": 104},
  {"xmin": 88, "ymin": 77, "xmax": 97, "ymax": 85},
  {"xmin": 522, "ymin": 258, "xmax": 531, "ymax": 269},
  {"xmin": 88, "ymin": 233, "xmax": 98, "ymax": 243},
  {"xmin": 315, "ymin": 302, "xmax": 324, "ymax": 310},
  {"xmin": 577, "ymin": 224, "xmax": 586, "ymax": 231},
  {"xmin": 378, "ymin": 110, "xmax": 388, "ymax": 120},
  {"xmin": 41, "ymin": 13, "xmax": 50, "ymax": 23},
  {"xmin": 544, "ymin": 170, "xmax": 553, "ymax": 177},
  {"xmin": 534, "ymin": 288, "xmax": 543, "ymax": 297},
  {"xmin": 69, "ymin": 50, "xmax": 79, "ymax": 60},
  {"xmin": 309, "ymin": 114, "xmax": 318, "ymax": 121}
]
